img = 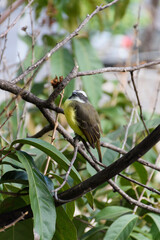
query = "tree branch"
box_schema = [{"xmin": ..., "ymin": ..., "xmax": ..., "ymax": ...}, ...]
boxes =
[
  {"xmin": 0, "ymin": 79, "xmax": 63, "ymax": 114},
  {"xmin": 56, "ymin": 124, "xmax": 160, "ymax": 204},
  {"xmin": 0, "ymin": 124, "xmax": 160, "ymax": 227},
  {"xmin": 0, "ymin": 0, "xmax": 25, "ymax": 25},
  {"xmin": 45, "ymin": 64, "xmax": 79, "ymax": 104},
  {"xmin": 77, "ymin": 59, "xmax": 160, "ymax": 76},
  {"xmin": 130, "ymin": 71, "xmax": 149, "ymax": 134},
  {"xmin": 10, "ymin": 0, "xmax": 120, "ymax": 84},
  {"xmin": 0, "ymin": 0, "xmax": 34, "ymax": 38}
]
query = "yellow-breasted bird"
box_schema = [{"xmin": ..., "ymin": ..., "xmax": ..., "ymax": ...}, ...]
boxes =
[{"xmin": 64, "ymin": 90, "xmax": 102, "ymax": 162}]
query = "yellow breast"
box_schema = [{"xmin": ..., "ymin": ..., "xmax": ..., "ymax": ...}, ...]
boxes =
[{"xmin": 63, "ymin": 99, "xmax": 85, "ymax": 138}]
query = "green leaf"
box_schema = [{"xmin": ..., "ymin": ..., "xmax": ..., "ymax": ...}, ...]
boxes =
[
  {"xmin": 95, "ymin": 206, "xmax": 132, "ymax": 221},
  {"xmin": 130, "ymin": 232, "xmax": 151, "ymax": 240},
  {"xmin": 86, "ymin": 192, "xmax": 94, "ymax": 209},
  {"xmin": 133, "ymin": 162, "xmax": 148, "ymax": 184},
  {"xmin": 0, "ymin": 170, "xmax": 28, "ymax": 184},
  {"xmin": 0, "ymin": 219, "xmax": 34, "ymax": 240},
  {"xmin": 73, "ymin": 38, "xmax": 103, "ymax": 107},
  {"xmin": 107, "ymin": 118, "xmax": 160, "ymax": 140},
  {"xmin": 114, "ymin": 0, "xmax": 130, "ymax": 21},
  {"xmin": 0, "ymin": 197, "xmax": 27, "ymax": 214},
  {"xmin": 52, "ymin": 173, "xmax": 75, "ymax": 220},
  {"xmin": 150, "ymin": 223, "xmax": 160, "ymax": 240},
  {"xmin": 0, "ymin": 156, "xmax": 25, "ymax": 171},
  {"xmin": 53, "ymin": 206, "xmax": 77, "ymax": 240},
  {"xmin": 17, "ymin": 44, "xmax": 45, "ymax": 78},
  {"xmin": 104, "ymin": 214, "xmax": 138, "ymax": 240},
  {"xmin": 73, "ymin": 215, "xmax": 88, "ymax": 239},
  {"xmin": 133, "ymin": 226, "xmax": 152, "ymax": 239},
  {"xmin": 43, "ymin": 175, "xmax": 54, "ymax": 196},
  {"xmin": 100, "ymin": 106, "xmax": 126, "ymax": 127},
  {"xmin": 81, "ymin": 225, "xmax": 107, "ymax": 240},
  {"xmin": 146, "ymin": 213, "xmax": 160, "ymax": 231},
  {"xmin": 29, "ymin": 148, "xmax": 47, "ymax": 172},
  {"xmin": 11, "ymin": 138, "xmax": 81, "ymax": 183},
  {"xmin": 50, "ymin": 48, "xmax": 75, "ymax": 100},
  {"xmin": 103, "ymin": 147, "xmax": 119, "ymax": 166},
  {"xmin": 16, "ymin": 151, "xmax": 56, "ymax": 240}
]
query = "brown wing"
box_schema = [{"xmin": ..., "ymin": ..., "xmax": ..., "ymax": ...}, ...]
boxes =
[{"xmin": 74, "ymin": 102, "xmax": 101, "ymax": 148}]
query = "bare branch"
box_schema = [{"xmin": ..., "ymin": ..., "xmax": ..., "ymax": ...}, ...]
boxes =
[
  {"xmin": 0, "ymin": 79, "xmax": 63, "ymax": 113},
  {"xmin": 0, "ymin": 0, "xmax": 25, "ymax": 24},
  {"xmin": 101, "ymin": 141, "xmax": 160, "ymax": 172},
  {"xmin": 54, "ymin": 136, "xmax": 79, "ymax": 203},
  {"xmin": 150, "ymin": 80, "xmax": 160, "ymax": 118},
  {"xmin": 56, "ymin": 125, "xmax": 160, "ymax": 204},
  {"xmin": 119, "ymin": 173, "xmax": 160, "ymax": 195},
  {"xmin": 130, "ymin": 71, "xmax": 149, "ymax": 134},
  {"xmin": 10, "ymin": 0, "xmax": 120, "ymax": 84},
  {"xmin": 44, "ymin": 90, "xmax": 64, "ymax": 175},
  {"xmin": 77, "ymin": 59, "xmax": 160, "ymax": 76},
  {"xmin": 133, "ymin": 153, "xmax": 160, "ymax": 213},
  {"xmin": 0, "ymin": 125, "xmax": 160, "ymax": 227},
  {"xmin": 0, "ymin": 0, "xmax": 34, "ymax": 38},
  {"xmin": 108, "ymin": 179, "xmax": 160, "ymax": 214},
  {"xmin": 15, "ymin": 124, "xmax": 53, "ymax": 150},
  {"xmin": 0, "ymin": 211, "xmax": 29, "ymax": 232},
  {"xmin": 45, "ymin": 64, "xmax": 79, "ymax": 103}
]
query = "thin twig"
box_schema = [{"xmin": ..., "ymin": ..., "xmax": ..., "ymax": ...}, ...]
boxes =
[
  {"xmin": 121, "ymin": 109, "xmax": 135, "ymax": 155},
  {"xmin": 0, "ymin": 211, "xmax": 28, "ymax": 232},
  {"xmin": 0, "ymin": 5, "xmax": 11, "ymax": 63},
  {"xmin": 150, "ymin": 80, "xmax": 160, "ymax": 118},
  {"xmin": 1, "ymin": 125, "xmax": 160, "ymax": 225},
  {"xmin": 0, "ymin": 79, "xmax": 63, "ymax": 114},
  {"xmin": 0, "ymin": 0, "xmax": 34, "ymax": 38},
  {"xmin": 81, "ymin": 138, "xmax": 104, "ymax": 168},
  {"xmin": 0, "ymin": 0, "xmax": 25, "ymax": 24},
  {"xmin": 0, "ymin": 151, "xmax": 12, "ymax": 162},
  {"xmin": 45, "ymin": 63, "xmax": 79, "ymax": 103},
  {"xmin": 119, "ymin": 173, "xmax": 160, "ymax": 195},
  {"xmin": 77, "ymin": 59, "xmax": 160, "ymax": 77},
  {"xmin": 115, "ymin": 108, "xmax": 135, "ymax": 181},
  {"xmin": 15, "ymin": 125, "xmax": 53, "ymax": 150},
  {"xmin": 101, "ymin": 141, "xmax": 160, "ymax": 172},
  {"xmin": 107, "ymin": 179, "xmax": 160, "ymax": 214},
  {"xmin": 133, "ymin": 153, "xmax": 160, "ymax": 213},
  {"xmin": 44, "ymin": 90, "xmax": 64, "ymax": 175},
  {"xmin": 130, "ymin": 71, "xmax": 149, "ymax": 134},
  {"xmin": 74, "ymin": 140, "xmax": 160, "ymax": 197},
  {"xmin": 0, "ymin": 190, "xmax": 28, "ymax": 197},
  {"xmin": 10, "ymin": 0, "xmax": 120, "ymax": 84},
  {"xmin": 0, "ymin": 68, "xmax": 39, "ymax": 131},
  {"xmin": 0, "ymin": 69, "xmax": 38, "ymax": 118},
  {"xmin": 0, "ymin": 105, "xmax": 17, "ymax": 130},
  {"xmin": 54, "ymin": 137, "xmax": 79, "ymax": 202}
]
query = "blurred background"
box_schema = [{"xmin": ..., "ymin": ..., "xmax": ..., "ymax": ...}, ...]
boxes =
[
  {"xmin": 0, "ymin": 0, "xmax": 160, "ymax": 119},
  {"xmin": 1, "ymin": 1, "xmax": 160, "ymax": 239},
  {"xmin": 0, "ymin": 0, "xmax": 160, "ymax": 138}
]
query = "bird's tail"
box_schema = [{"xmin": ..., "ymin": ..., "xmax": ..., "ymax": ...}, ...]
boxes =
[{"xmin": 96, "ymin": 140, "xmax": 102, "ymax": 162}]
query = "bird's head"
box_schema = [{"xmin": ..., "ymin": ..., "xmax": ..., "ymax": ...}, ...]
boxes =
[{"xmin": 68, "ymin": 90, "xmax": 89, "ymax": 103}]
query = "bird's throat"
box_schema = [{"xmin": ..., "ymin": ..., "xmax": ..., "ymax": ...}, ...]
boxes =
[{"xmin": 63, "ymin": 99, "xmax": 86, "ymax": 139}]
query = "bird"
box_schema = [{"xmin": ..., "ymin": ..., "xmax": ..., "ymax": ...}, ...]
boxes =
[{"xmin": 63, "ymin": 90, "xmax": 102, "ymax": 162}]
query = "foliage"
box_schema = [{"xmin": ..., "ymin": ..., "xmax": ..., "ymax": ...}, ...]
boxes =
[{"xmin": 0, "ymin": 0, "xmax": 160, "ymax": 240}]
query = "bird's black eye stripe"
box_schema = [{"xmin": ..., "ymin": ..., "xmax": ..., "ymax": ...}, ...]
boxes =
[
  {"xmin": 78, "ymin": 93, "xmax": 88, "ymax": 102},
  {"xmin": 69, "ymin": 91, "xmax": 88, "ymax": 102},
  {"xmin": 69, "ymin": 92, "xmax": 77, "ymax": 99}
]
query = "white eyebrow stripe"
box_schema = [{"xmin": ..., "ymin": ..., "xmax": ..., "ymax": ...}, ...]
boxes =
[{"xmin": 73, "ymin": 90, "xmax": 87, "ymax": 98}]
